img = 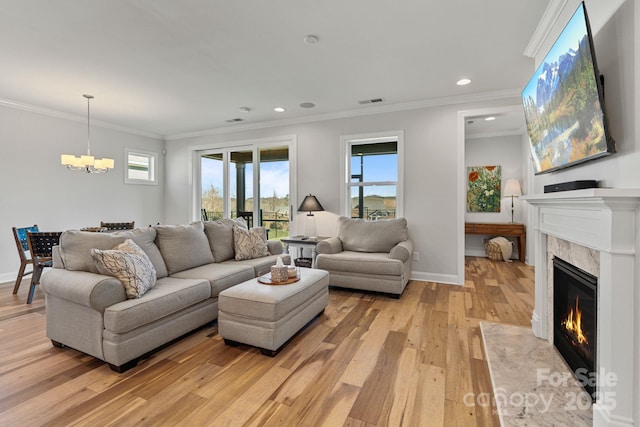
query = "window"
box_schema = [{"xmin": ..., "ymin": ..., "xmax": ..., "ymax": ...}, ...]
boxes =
[
  {"xmin": 196, "ymin": 136, "xmax": 296, "ymax": 240},
  {"xmin": 125, "ymin": 149, "xmax": 157, "ymax": 185},
  {"xmin": 341, "ymin": 131, "xmax": 403, "ymax": 219}
]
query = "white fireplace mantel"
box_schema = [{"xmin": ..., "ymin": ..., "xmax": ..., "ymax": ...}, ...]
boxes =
[{"xmin": 523, "ymin": 188, "xmax": 640, "ymax": 427}]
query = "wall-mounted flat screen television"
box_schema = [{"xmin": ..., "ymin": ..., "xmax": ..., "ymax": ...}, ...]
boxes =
[{"xmin": 522, "ymin": 2, "xmax": 615, "ymax": 175}]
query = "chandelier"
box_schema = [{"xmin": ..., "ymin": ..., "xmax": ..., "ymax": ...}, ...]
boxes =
[{"xmin": 61, "ymin": 94, "xmax": 114, "ymax": 173}]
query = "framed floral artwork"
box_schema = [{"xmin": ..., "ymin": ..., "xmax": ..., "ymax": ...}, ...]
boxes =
[{"xmin": 467, "ymin": 166, "xmax": 501, "ymax": 212}]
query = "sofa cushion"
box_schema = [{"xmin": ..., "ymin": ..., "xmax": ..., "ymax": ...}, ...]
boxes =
[
  {"xmin": 316, "ymin": 251, "xmax": 404, "ymax": 276},
  {"xmin": 155, "ymin": 222, "xmax": 214, "ymax": 275},
  {"xmin": 171, "ymin": 262, "xmax": 255, "ymax": 298},
  {"xmin": 91, "ymin": 239, "xmax": 157, "ymax": 299},
  {"xmin": 59, "ymin": 228, "xmax": 168, "ymax": 278},
  {"xmin": 233, "ymin": 226, "xmax": 269, "ymax": 260},
  {"xmin": 104, "ymin": 276, "xmax": 211, "ymax": 335},
  {"xmin": 203, "ymin": 217, "xmax": 247, "ymax": 262},
  {"xmin": 337, "ymin": 216, "xmax": 408, "ymax": 253}
]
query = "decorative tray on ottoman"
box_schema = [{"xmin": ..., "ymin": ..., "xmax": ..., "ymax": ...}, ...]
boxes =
[{"xmin": 258, "ymin": 273, "xmax": 300, "ymax": 286}]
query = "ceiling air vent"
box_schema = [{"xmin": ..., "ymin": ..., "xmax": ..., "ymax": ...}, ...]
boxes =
[
  {"xmin": 358, "ymin": 97, "xmax": 385, "ymax": 105},
  {"xmin": 225, "ymin": 118, "xmax": 244, "ymax": 123}
]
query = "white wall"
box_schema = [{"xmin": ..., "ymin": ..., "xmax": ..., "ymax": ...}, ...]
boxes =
[
  {"xmin": 0, "ymin": 105, "xmax": 165, "ymax": 282},
  {"xmin": 464, "ymin": 134, "xmax": 524, "ymax": 257},
  {"xmin": 531, "ymin": 0, "xmax": 639, "ymax": 423},
  {"xmin": 165, "ymin": 99, "xmax": 520, "ymax": 285},
  {"xmin": 532, "ymin": 0, "xmax": 639, "ymax": 192}
]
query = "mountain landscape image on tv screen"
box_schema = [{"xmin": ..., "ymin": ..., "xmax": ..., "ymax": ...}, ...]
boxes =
[{"xmin": 522, "ymin": 2, "xmax": 613, "ymax": 174}]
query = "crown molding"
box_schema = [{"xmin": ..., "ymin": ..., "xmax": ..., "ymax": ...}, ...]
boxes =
[
  {"xmin": 0, "ymin": 87, "xmax": 524, "ymax": 142},
  {"xmin": 466, "ymin": 127, "xmax": 527, "ymax": 140},
  {"xmin": 165, "ymin": 88, "xmax": 522, "ymax": 141},
  {"xmin": 523, "ymin": 0, "xmax": 568, "ymax": 59},
  {"xmin": 0, "ymin": 97, "xmax": 162, "ymax": 140}
]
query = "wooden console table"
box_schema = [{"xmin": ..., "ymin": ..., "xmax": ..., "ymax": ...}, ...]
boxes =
[{"xmin": 465, "ymin": 222, "xmax": 526, "ymax": 262}]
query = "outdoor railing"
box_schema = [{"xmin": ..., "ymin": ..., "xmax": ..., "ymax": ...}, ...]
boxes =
[{"xmin": 200, "ymin": 210, "xmax": 290, "ymax": 239}]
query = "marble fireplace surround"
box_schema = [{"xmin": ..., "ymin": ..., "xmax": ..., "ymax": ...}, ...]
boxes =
[{"xmin": 523, "ymin": 189, "xmax": 640, "ymax": 427}]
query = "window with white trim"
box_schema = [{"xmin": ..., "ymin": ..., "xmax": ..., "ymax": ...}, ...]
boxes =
[
  {"xmin": 342, "ymin": 132, "xmax": 403, "ymax": 219},
  {"xmin": 125, "ymin": 149, "xmax": 157, "ymax": 185}
]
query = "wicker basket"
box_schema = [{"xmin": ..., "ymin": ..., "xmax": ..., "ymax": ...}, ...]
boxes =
[
  {"xmin": 484, "ymin": 240, "xmax": 504, "ymax": 261},
  {"xmin": 294, "ymin": 257, "xmax": 312, "ymax": 268}
]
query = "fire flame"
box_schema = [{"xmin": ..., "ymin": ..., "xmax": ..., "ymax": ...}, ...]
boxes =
[{"xmin": 562, "ymin": 296, "xmax": 588, "ymax": 345}]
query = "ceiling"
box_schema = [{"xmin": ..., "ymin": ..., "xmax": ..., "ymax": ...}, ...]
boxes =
[{"xmin": 0, "ymin": 1, "xmax": 549, "ymax": 138}]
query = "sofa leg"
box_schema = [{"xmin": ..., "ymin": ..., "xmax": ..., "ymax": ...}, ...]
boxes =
[
  {"xmin": 51, "ymin": 340, "xmax": 65, "ymax": 348},
  {"xmin": 109, "ymin": 359, "xmax": 138, "ymax": 373},
  {"xmin": 223, "ymin": 338, "xmax": 242, "ymax": 347},
  {"xmin": 260, "ymin": 348, "xmax": 279, "ymax": 357}
]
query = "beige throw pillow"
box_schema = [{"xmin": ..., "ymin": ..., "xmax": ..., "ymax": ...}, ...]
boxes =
[
  {"xmin": 91, "ymin": 239, "xmax": 157, "ymax": 299},
  {"xmin": 233, "ymin": 226, "xmax": 269, "ymax": 260}
]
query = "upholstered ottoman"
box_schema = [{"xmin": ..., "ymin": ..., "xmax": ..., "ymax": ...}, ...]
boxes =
[{"xmin": 218, "ymin": 268, "xmax": 329, "ymax": 355}]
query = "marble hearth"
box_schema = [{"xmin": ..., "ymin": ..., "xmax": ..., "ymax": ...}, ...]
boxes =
[{"xmin": 523, "ymin": 189, "xmax": 640, "ymax": 427}]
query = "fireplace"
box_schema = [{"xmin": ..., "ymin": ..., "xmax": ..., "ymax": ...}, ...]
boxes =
[
  {"xmin": 524, "ymin": 188, "xmax": 640, "ymax": 426},
  {"xmin": 553, "ymin": 256, "xmax": 597, "ymax": 398}
]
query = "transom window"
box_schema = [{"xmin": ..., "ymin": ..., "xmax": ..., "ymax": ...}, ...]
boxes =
[{"xmin": 125, "ymin": 149, "xmax": 157, "ymax": 185}]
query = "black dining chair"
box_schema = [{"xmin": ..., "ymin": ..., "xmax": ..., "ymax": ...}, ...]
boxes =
[
  {"xmin": 11, "ymin": 225, "xmax": 39, "ymax": 295},
  {"xmin": 100, "ymin": 221, "xmax": 135, "ymax": 231},
  {"xmin": 25, "ymin": 231, "xmax": 62, "ymax": 304}
]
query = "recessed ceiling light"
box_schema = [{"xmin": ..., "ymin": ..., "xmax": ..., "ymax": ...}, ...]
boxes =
[
  {"xmin": 485, "ymin": 116, "xmax": 496, "ymax": 121},
  {"xmin": 299, "ymin": 102, "xmax": 315, "ymax": 108},
  {"xmin": 304, "ymin": 34, "xmax": 319, "ymax": 44},
  {"xmin": 274, "ymin": 107, "xmax": 286, "ymax": 113},
  {"xmin": 239, "ymin": 106, "xmax": 252, "ymax": 113},
  {"xmin": 456, "ymin": 78, "xmax": 472, "ymax": 86}
]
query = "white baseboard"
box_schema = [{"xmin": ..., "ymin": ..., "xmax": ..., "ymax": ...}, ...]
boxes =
[
  {"xmin": 531, "ymin": 310, "xmax": 546, "ymax": 339},
  {"xmin": 0, "ymin": 272, "xmax": 16, "ymax": 284},
  {"xmin": 593, "ymin": 403, "xmax": 635, "ymax": 427},
  {"xmin": 465, "ymin": 249, "xmax": 487, "ymax": 257},
  {"xmin": 410, "ymin": 271, "xmax": 460, "ymax": 286}
]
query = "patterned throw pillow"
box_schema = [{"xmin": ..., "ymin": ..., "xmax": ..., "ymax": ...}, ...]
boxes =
[
  {"xmin": 233, "ymin": 226, "xmax": 269, "ymax": 260},
  {"xmin": 90, "ymin": 239, "xmax": 157, "ymax": 299}
]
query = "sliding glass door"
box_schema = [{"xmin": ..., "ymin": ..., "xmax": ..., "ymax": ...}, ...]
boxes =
[
  {"xmin": 229, "ymin": 149, "xmax": 253, "ymax": 225},
  {"xmin": 197, "ymin": 140, "xmax": 293, "ymax": 240},
  {"xmin": 258, "ymin": 146, "xmax": 290, "ymax": 239},
  {"xmin": 200, "ymin": 153, "xmax": 223, "ymax": 221}
]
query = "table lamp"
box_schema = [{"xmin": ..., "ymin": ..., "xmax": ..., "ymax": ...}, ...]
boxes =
[
  {"xmin": 298, "ymin": 194, "xmax": 324, "ymax": 238},
  {"xmin": 504, "ymin": 179, "xmax": 522, "ymax": 223}
]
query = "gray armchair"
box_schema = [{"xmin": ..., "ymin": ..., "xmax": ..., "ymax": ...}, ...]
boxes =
[{"xmin": 316, "ymin": 217, "xmax": 413, "ymax": 297}]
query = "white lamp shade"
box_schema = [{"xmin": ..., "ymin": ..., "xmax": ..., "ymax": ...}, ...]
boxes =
[
  {"xmin": 102, "ymin": 158, "xmax": 115, "ymax": 169},
  {"xmin": 504, "ymin": 179, "xmax": 522, "ymax": 197},
  {"xmin": 80, "ymin": 155, "xmax": 95, "ymax": 166},
  {"xmin": 61, "ymin": 154, "xmax": 75, "ymax": 165}
]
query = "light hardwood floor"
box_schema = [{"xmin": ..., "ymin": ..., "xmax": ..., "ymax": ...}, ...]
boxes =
[{"xmin": 0, "ymin": 257, "xmax": 534, "ymax": 426}]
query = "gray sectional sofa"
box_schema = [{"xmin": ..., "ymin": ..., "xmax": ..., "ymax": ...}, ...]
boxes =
[
  {"xmin": 40, "ymin": 220, "xmax": 289, "ymax": 372},
  {"xmin": 316, "ymin": 216, "xmax": 413, "ymax": 297}
]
